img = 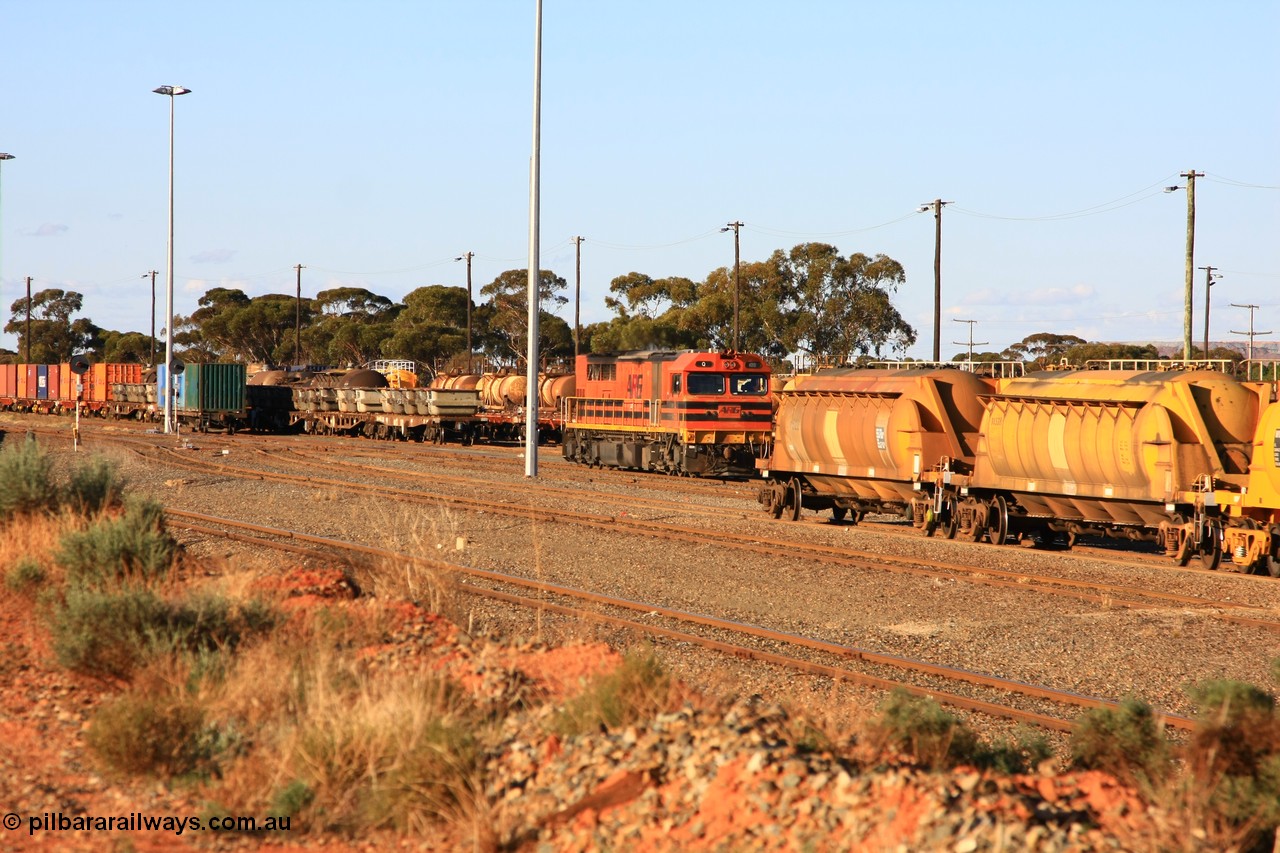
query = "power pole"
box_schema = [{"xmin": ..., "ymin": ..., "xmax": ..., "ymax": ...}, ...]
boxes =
[
  {"xmin": 721, "ymin": 221, "xmax": 743, "ymax": 351},
  {"xmin": 571, "ymin": 236, "xmax": 583, "ymax": 361},
  {"xmin": 920, "ymin": 200, "xmax": 952, "ymax": 361},
  {"xmin": 455, "ymin": 252, "xmax": 474, "ymax": 373},
  {"xmin": 1230, "ymin": 303, "xmax": 1271, "ymax": 364},
  {"xmin": 24, "ymin": 275, "xmax": 31, "ymax": 362},
  {"xmin": 1167, "ymin": 170, "xmax": 1204, "ymax": 362},
  {"xmin": 143, "ymin": 270, "xmax": 158, "ymax": 365},
  {"xmin": 1198, "ymin": 265, "xmax": 1219, "ymax": 359},
  {"xmin": 952, "ymin": 318, "xmax": 987, "ymax": 363},
  {"xmin": 294, "ymin": 263, "xmax": 305, "ymax": 367}
]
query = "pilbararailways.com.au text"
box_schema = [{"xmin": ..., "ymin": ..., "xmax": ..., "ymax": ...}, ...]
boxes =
[{"xmin": 6, "ymin": 811, "xmax": 294, "ymax": 836}]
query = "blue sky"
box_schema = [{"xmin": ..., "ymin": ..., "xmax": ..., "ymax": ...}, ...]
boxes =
[{"xmin": 1, "ymin": 0, "xmax": 1276, "ymax": 359}]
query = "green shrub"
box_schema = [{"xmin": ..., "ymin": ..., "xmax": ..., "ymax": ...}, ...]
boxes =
[
  {"xmin": 553, "ymin": 651, "xmax": 672, "ymax": 736},
  {"xmin": 271, "ymin": 779, "xmax": 316, "ymax": 818},
  {"xmin": 47, "ymin": 584, "xmax": 173, "ymax": 679},
  {"xmin": 5, "ymin": 556, "xmax": 46, "ymax": 592},
  {"xmin": 86, "ymin": 690, "xmax": 220, "ymax": 777},
  {"xmin": 1185, "ymin": 679, "xmax": 1280, "ymax": 828},
  {"xmin": 55, "ymin": 496, "xmax": 177, "ymax": 584},
  {"xmin": 63, "ymin": 454, "xmax": 125, "ymax": 517},
  {"xmin": 46, "ymin": 585, "xmax": 278, "ymax": 680},
  {"xmin": 1069, "ymin": 697, "xmax": 1171, "ymax": 784},
  {"xmin": 867, "ymin": 688, "xmax": 979, "ymax": 769},
  {"xmin": 0, "ymin": 439, "xmax": 57, "ymax": 518}
]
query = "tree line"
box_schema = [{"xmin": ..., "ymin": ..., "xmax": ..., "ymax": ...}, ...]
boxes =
[
  {"xmin": 0, "ymin": 242, "xmax": 920, "ymax": 371},
  {"xmin": 1, "ymin": 241, "xmax": 1223, "ymax": 373}
]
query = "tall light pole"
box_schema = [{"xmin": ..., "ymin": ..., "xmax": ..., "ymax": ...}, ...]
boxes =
[
  {"xmin": 143, "ymin": 270, "xmax": 158, "ymax": 365},
  {"xmin": 720, "ymin": 221, "xmax": 743, "ymax": 351},
  {"xmin": 1198, "ymin": 265, "xmax": 1219, "ymax": 359},
  {"xmin": 454, "ymin": 252, "xmax": 474, "ymax": 374},
  {"xmin": 294, "ymin": 263, "xmax": 305, "ymax": 366},
  {"xmin": 571, "ymin": 236, "xmax": 583, "ymax": 361},
  {"xmin": 154, "ymin": 85, "xmax": 191, "ymax": 434},
  {"xmin": 952, "ymin": 318, "xmax": 987, "ymax": 363},
  {"xmin": 0, "ymin": 153, "xmax": 13, "ymax": 345},
  {"xmin": 525, "ymin": 0, "xmax": 542, "ymax": 478},
  {"xmin": 1230, "ymin": 303, "xmax": 1271, "ymax": 365},
  {"xmin": 1165, "ymin": 170, "xmax": 1203, "ymax": 363},
  {"xmin": 919, "ymin": 200, "xmax": 952, "ymax": 362}
]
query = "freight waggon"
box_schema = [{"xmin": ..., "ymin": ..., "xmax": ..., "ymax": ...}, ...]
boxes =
[
  {"xmin": 760, "ymin": 365, "xmax": 1280, "ymax": 575},
  {"xmin": 560, "ymin": 349, "xmax": 773, "ymax": 477}
]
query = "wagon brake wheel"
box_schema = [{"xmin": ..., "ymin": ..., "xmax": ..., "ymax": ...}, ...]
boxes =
[{"xmin": 786, "ymin": 477, "xmax": 803, "ymax": 522}]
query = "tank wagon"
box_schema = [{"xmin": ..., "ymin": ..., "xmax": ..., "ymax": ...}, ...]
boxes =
[
  {"xmin": 762, "ymin": 365, "xmax": 1280, "ymax": 574},
  {"xmin": 562, "ymin": 350, "xmax": 773, "ymax": 477}
]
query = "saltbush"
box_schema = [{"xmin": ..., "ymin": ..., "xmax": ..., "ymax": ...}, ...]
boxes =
[
  {"xmin": 0, "ymin": 438, "xmax": 58, "ymax": 518},
  {"xmin": 62, "ymin": 454, "xmax": 125, "ymax": 517},
  {"xmin": 4, "ymin": 556, "xmax": 47, "ymax": 592},
  {"xmin": 866, "ymin": 688, "xmax": 978, "ymax": 769},
  {"xmin": 46, "ymin": 585, "xmax": 278, "ymax": 680},
  {"xmin": 86, "ymin": 691, "xmax": 219, "ymax": 777},
  {"xmin": 1069, "ymin": 697, "xmax": 1171, "ymax": 784},
  {"xmin": 55, "ymin": 496, "xmax": 177, "ymax": 584}
]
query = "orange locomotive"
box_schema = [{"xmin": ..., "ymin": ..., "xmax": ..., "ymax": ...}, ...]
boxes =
[{"xmin": 561, "ymin": 350, "xmax": 773, "ymax": 477}]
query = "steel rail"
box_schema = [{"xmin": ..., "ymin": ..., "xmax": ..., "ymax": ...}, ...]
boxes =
[{"xmin": 168, "ymin": 509, "xmax": 1196, "ymax": 733}]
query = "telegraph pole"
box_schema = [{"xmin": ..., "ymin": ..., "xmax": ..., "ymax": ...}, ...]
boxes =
[
  {"xmin": 1198, "ymin": 265, "xmax": 1219, "ymax": 358},
  {"xmin": 571, "ymin": 236, "xmax": 583, "ymax": 360},
  {"xmin": 455, "ymin": 252, "xmax": 474, "ymax": 373},
  {"xmin": 24, "ymin": 275, "xmax": 31, "ymax": 362},
  {"xmin": 294, "ymin": 263, "xmax": 305, "ymax": 366},
  {"xmin": 1230, "ymin": 303, "xmax": 1271, "ymax": 364},
  {"xmin": 720, "ymin": 221, "xmax": 743, "ymax": 351},
  {"xmin": 144, "ymin": 270, "xmax": 158, "ymax": 365},
  {"xmin": 1168, "ymin": 170, "xmax": 1204, "ymax": 362},
  {"xmin": 952, "ymin": 318, "xmax": 987, "ymax": 363},
  {"xmin": 920, "ymin": 199, "xmax": 952, "ymax": 361}
]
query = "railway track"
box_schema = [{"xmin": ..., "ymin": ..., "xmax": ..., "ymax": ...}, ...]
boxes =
[
  {"xmin": 118, "ymin": 439, "xmax": 1280, "ymax": 633},
  {"xmin": 165, "ymin": 508, "xmax": 1197, "ymax": 734}
]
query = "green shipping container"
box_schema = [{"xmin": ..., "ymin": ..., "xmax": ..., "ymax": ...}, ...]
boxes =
[{"xmin": 178, "ymin": 363, "xmax": 247, "ymax": 413}]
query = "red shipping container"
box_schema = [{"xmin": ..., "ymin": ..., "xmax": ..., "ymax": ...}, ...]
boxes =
[
  {"xmin": 0, "ymin": 363, "xmax": 16, "ymax": 397},
  {"xmin": 45, "ymin": 364, "xmax": 60, "ymax": 401},
  {"xmin": 19, "ymin": 364, "xmax": 34, "ymax": 399},
  {"xmin": 91, "ymin": 363, "xmax": 107, "ymax": 402}
]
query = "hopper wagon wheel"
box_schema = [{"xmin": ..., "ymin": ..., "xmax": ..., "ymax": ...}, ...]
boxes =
[
  {"xmin": 1267, "ymin": 552, "xmax": 1280, "ymax": 578},
  {"xmin": 786, "ymin": 477, "xmax": 803, "ymax": 522},
  {"xmin": 922, "ymin": 500, "xmax": 938, "ymax": 537},
  {"xmin": 766, "ymin": 482, "xmax": 786, "ymax": 519},
  {"xmin": 832, "ymin": 506, "xmax": 848, "ymax": 524},
  {"xmin": 1200, "ymin": 520, "xmax": 1223, "ymax": 571},
  {"xmin": 986, "ymin": 496, "xmax": 1008, "ymax": 546},
  {"xmin": 943, "ymin": 498, "xmax": 959, "ymax": 540}
]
